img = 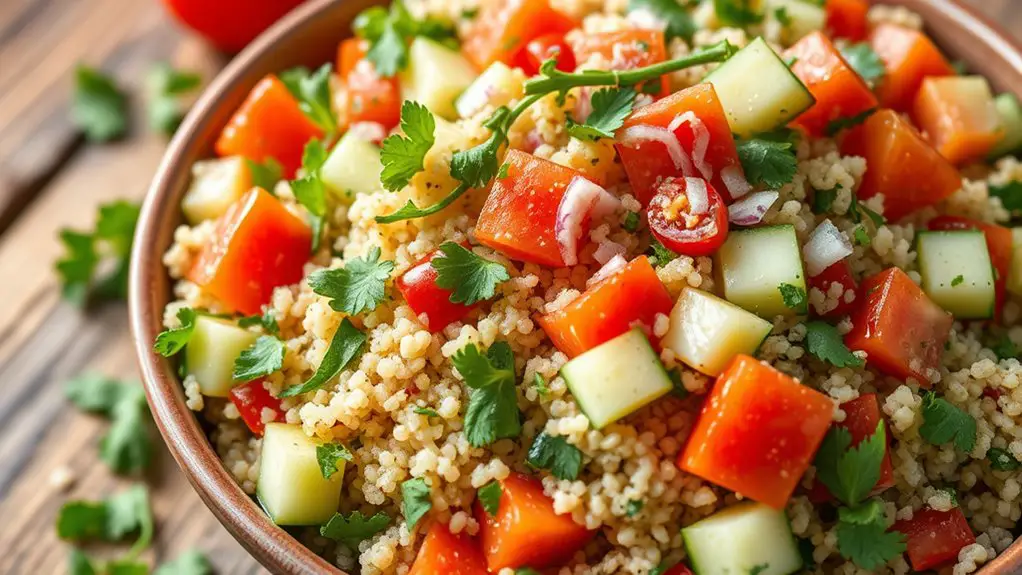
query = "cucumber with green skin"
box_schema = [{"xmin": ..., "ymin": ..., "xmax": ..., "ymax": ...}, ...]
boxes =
[
  {"xmin": 258, "ymin": 422, "xmax": 346, "ymax": 526},
  {"xmin": 715, "ymin": 224, "xmax": 808, "ymax": 319},
  {"xmin": 989, "ymin": 93, "xmax": 1022, "ymax": 159},
  {"xmin": 917, "ymin": 230, "xmax": 995, "ymax": 319},
  {"xmin": 682, "ymin": 502, "xmax": 803, "ymax": 575},
  {"xmin": 400, "ymin": 37, "xmax": 478, "ymax": 120},
  {"xmin": 185, "ymin": 315, "xmax": 260, "ymax": 397}
]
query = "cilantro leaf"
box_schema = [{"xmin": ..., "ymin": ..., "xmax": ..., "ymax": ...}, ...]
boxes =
[
  {"xmin": 628, "ymin": 0, "xmax": 696, "ymax": 41},
  {"xmin": 246, "ymin": 158, "xmax": 284, "ymax": 192},
  {"xmin": 147, "ymin": 63, "xmax": 202, "ymax": 136},
  {"xmin": 778, "ymin": 283, "xmax": 807, "ymax": 313},
  {"xmin": 990, "ymin": 334, "xmax": 1018, "ymax": 360},
  {"xmin": 69, "ymin": 549, "xmax": 97, "ymax": 575},
  {"xmin": 317, "ymin": 442, "xmax": 354, "ymax": 479},
  {"xmin": 292, "ymin": 139, "xmax": 330, "ymax": 252},
  {"xmin": 825, "ymin": 108, "xmax": 876, "ymax": 137},
  {"xmin": 805, "ymin": 321, "xmax": 865, "ymax": 368},
  {"xmin": 736, "ymin": 137, "xmax": 797, "ymax": 188},
  {"xmin": 432, "ymin": 242, "xmax": 510, "ymax": 305},
  {"xmin": 280, "ymin": 318, "xmax": 366, "ymax": 397},
  {"xmin": 647, "ymin": 238, "xmax": 678, "ymax": 267},
  {"xmin": 153, "ymin": 307, "xmax": 197, "ymax": 357},
  {"xmin": 533, "ymin": 373, "xmax": 550, "ymax": 396},
  {"xmin": 988, "ymin": 447, "xmax": 1021, "ymax": 471},
  {"xmin": 55, "ymin": 200, "xmax": 140, "ymax": 306},
  {"xmin": 154, "ymin": 549, "xmax": 213, "ymax": 575},
  {"xmin": 568, "ymin": 88, "xmax": 636, "ymax": 141},
  {"xmin": 238, "ymin": 309, "xmax": 279, "ymax": 336},
  {"xmin": 919, "ymin": 391, "xmax": 977, "ymax": 452},
  {"xmin": 414, "ymin": 406, "xmax": 439, "ymax": 417},
  {"xmin": 380, "ymin": 101, "xmax": 436, "ymax": 191},
  {"xmin": 839, "ymin": 43, "xmax": 886, "ymax": 86},
  {"xmin": 478, "ymin": 481, "xmax": 503, "ymax": 517},
  {"xmin": 527, "ymin": 432, "xmax": 583, "ymax": 480},
  {"xmin": 359, "ymin": 2, "xmax": 457, "ymax": 77},
  {"xmin": 815, "ymin": 422, "xmax": 887, "ymax": 507},
  {"xmin": 951, "ymin": 274, "xmax": 964, "ymax": 287},
  {"xmin": 848, "ymin": 192, "xmax": 886, "ymax": 228},
  {"xmin": 623, "ymin": 211, "xmax": 640, "ymax": 232},
  {"xmin": 990, "ymin": 181, "xmax": 1022, "ymax": 213},
  {"xmin": 401, "ymin": 478, "xmax": 432, "ymax": 529},
  {"xmin": 233, "ymin": 336, "xmax": 285, "ymax": 382},
  {"xmin": 72, "ymin": 65, "xmax": 129, "ymax": 142},
  {"xmin": 368, "ymin": 18, "xmax": 409, "ymax": 77},
  {"xmin": 853, "ymin": 225, "xmax": 871, "ymax": 247},
  {"xmin": 450, "ymin": 126, "xmax": 506, "ymax": 189},
  {"xmin": 108, "ymin": 561, "xmax": 149, "ymax": 575},
  {"xmin": 57, "ymin": 485, "xmax": 153, "ymax": 561},
  {"xmin": 321, "ymin": 511, "xmax": 391, "ymax": 550},
  {"xmin": 626, "ymin": 499, "xmax": 644, "ymax": 517},
  {"xmin": 308, "ymin": 246, "xmax": 395, "ymax": 315},
  {"xmin": 713, "ymin": 0, "xmax": 763, "ymax": 26},
  {"xmin": 812, "ymin": 185, "xmax": 840, "ymax": 214},
  {"xmin": 65, "ymin": 375, "xmax": 153, "ymax": 474},
  {"xmin": 287, "ymin": 64, "xmax": 337, "ymax": 134},
  {"xmin": 454, "ymin": 341, "xmax": 522, "ymax": 447},
  {"xmin": 835, "ymin": 500, "xmax": 906, "ymax": 570}
]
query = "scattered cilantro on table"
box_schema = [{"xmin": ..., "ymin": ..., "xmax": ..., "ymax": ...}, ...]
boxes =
[
  {"xmin": 153, "ymin": 307, "xmax": 197, "ymax": 357},
  {"xmin": 736, "ymin": 137, "xmax": 797, "ymax": 189},
  {"xmin": 567, "ymin": 87, "xmax": 636, "ymax": 141},
  {"xmin": 280, "ymin": 318, "xmax": 366, "ymax": 398},
  {"xmin": 401, "ymin": 478, "xmax": 433, "ymax": 529},
  {"xmin": 527, "ymin": 432, "xmax": 583, "ymax": 480},
  {"xmin": 988, "ymin": 447, "xmax": 1021, "ymax": 471},
  {"xmin": 56, "ymin": 200, "xmax": 140, "ymax": 307},
  {"xmin": 65, "ymin": 374, "xmax": 153, "ymax": 475},
  {"xmin": 321, "ymin": 511, "xmax": 392, "ymax": 550},
  {"xmin": 232, "ymin": 335, "xmax": 286, "ymax": 382},
  {"xmin": 478, "ymin": 481, "xmax": 503, "ymax": 517},
  {"xmin": 453, "ymin": 341, "xmax": 522, "ymax": 447},
  {"xmin": 146, "ymin": 63, "xmax": 202, "ymax": 136},
  {"xmin": 153, "ymin": 549, "xmax": 213, "ymax": 575},
  {"xmin": 778, "ymin": 283, "xmax": 807, "ymax": 313},
  {"xmin": 317, "ymin": 442, "xmax": 355, "ymax": 479},
  {"xmin": 308, "ymin": 246, "xmax": 395, "ymax": 315},
  {"xmin": 72, "ymin": 65, "xmax": 129, "ymax": 142},
  {"xmin": 432, "ymin": 242, "xmax": 510, "ymax": 305},
  {"xmin": 805, "ymin": 321, "xmax": 865, "ymax": 368},
  {"xmin": 627, "ymin": 0, "xmax": 696, "ymax": 41},
  {"xmin": 380, "ymin": 101, "xmax": 436, "ymax": 191},
  {"xmin": 57, "ymin": 485, "xmax": 153, "ymax": 562},
  {"xmin": 919, "ymin": 391, "xmax": 977, "ymax": 452},
  {"xmin": 839, "ymin": 43, "xmax": 886, "ymax": 86}
]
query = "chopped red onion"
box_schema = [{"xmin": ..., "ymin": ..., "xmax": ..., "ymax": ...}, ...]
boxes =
[
  {"xmin": 556, "ymin": 177, "xmax": 617, "ymax": 266},
  {"xmin": 727, "ymin": 190, "xmax": 779, "ymax": 226},
  {"xmin": 619, "ymin": 125, "xmax": 695, "ymax": 177},
  {"xmin": 587, "ymin": 254, "xmax": 628, "ymax": 286},
  {"xmin": 348, "ymin": 122, "xmax": 388, "ymax": 145},
  {"xmin": 804, "ymin": 219, "xmax": 854, "ymax": 277},
  {"xmin": 685, "ymin": 177, "xmax": 709, "ymax": 215},
  {"xmin": 574, "ymin": 87, "xmax": 594, "ymax": 123},
  {"xmin": 721, "ymin": 165, "xmax": 752, "ymax": 200},
  {"xmin": 668, "ymin": 112, "xmax": 712, "ymax": 180},
  {"xmin": 593, "ymin": 240, "xmax": 627, "ymax": 265}
]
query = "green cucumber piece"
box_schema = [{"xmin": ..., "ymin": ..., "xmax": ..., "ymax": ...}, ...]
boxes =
[
  {"xmin": 455, "ymin": 61, "xmax": 520, "ymax": 119},
  {"xmin": 257, "ymin": 423, "xmax": 345, "ymax": 526},
  {"xmin": 185, "ymin": 316, "xmax": 260, "ymax": 397},
  {"xmin": 766, "ymin": 0, "xmax": 826, "ymax": 45},
  {"xmin": 682, "ymin": 502, "xmax": 803, "ymax": 575},
  {"xmin": 990, "ymin": 93, "xmax": 1022, "ymax": 159},
  {"xmin": 181, "ymin": 156, "xmax": 251, "ymax": 225},
  {"xmin": 705, "ymin": 37, "xmax": 815, "ymax": 137},
  {"xmin": 917, "ymin": 230, "xmax": 995, "ymax": 319},
  {"xmin": 715, "ymin": 224, "xmax": 807, "ymax": 319},
  {"xmin": 400, "ymin": 37, "xmax": 478, "ymax": 120},
  {"xmin": 320, "ymin": 131, "xmax": 383, "ymax": 202},
  {"xmin": 561, "ymin": 328, "xmax": 673, "ymax": 429},
  {"xmin": 1008, "ymin": 228, "xmax": 1022, "ymax": 297}
]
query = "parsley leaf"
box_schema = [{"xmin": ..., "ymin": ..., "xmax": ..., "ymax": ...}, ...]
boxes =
[
  {"xmin": 527, "ymin": 432, "xmax": 583, "ymax": 480},
  {"xmin": 626, "ymin": 499, "xmax": 644, "ymax": 517},
  {"xmin": 990, "ymin": 181, "xmax": 1022, "ymax": 213},
  {"xmin": 454, "ymin": 341, "xmax": 522, "ymax": 447},
  {"xmin": 839, "ymin": 43, "xmax": 886, "ymax": 86},
  {"xmin": 951, "ymin": 274, "xmax": 964, "ymax": 287},
  {"xmin": 627, "ymin": 0, "xmax": 696, "ymax": 41},
  {"xmin": 154, "ymin": 549, "xmax": 213, "ymax": 575},
  {"xmin": 401, "ymin": 478, "xmax": 432, "ymax": 529},
  {"xmin": 233, "ymin": 336, "xmax": 285, "ymax": 382},
  {"xmin": 805, "ymin": 321, "xmax": 865, "ymax": 368},
  {"xmin": 432, "ymin": 242, "xmax": 510, "ymax": 305},
  {"xmin": 147, "ymin": 63, "xmax": 202, "ymax": 136},
  {"xmin": 56, "ymin": 200, "xmax": 140, "ymax": 306},
  {"xmin": 358, "ymin": 1, "xmax": 458, "ymax": 77},
  {"xmin": 778, "ymin": 283, "xmax": 807, "ymax": 313},
  {"xmin": 57, "ymin": 485, "xmax": 153, "ymax": 562},
  {"xmin": 623, "ymin": 211, "xmax": 640, "ymax": 232},
  {"xmin": 291, "ymin": 139, "xmax": 330, "ymax": 252},
  {"xmin": 153, "ymin": 307, "xmax": 197, "ymax": 357},
  {"xmin": 835, "ymin": 499, "xmax": 906, "ymax": 570},
  {"xmin": 414, "ymin": 406, "xmax": 439, "ymax": 417},
  {"xmin": 848, "ymin": 193, "xmax": 886, "ymax": 228},
  {"xmin": 69, "ymin": 549, "xmax": 97, "ymax": 575},
  {"xmin": 533, "ymin": 373, "xmax": 550, "ymax": 396},
  {"xmin": 814, "ymin": 422, "xmax": 887, "ymax": 507},
  {"xmin": 648, "ymin": 238, "xmax": 678, "ymax": 267},
  {"xmin": 988, "ymin": 447, "xmax": 1021, "ymax": 471},
  {"xmin": 825, "ymin": 108, "xmax": 876, "ymax": 137},
  {"xmin": 238, "ymin": 309, "xmax": 280, "ymax": 335},
  {"xmin": 280, "ymin": 318, "xmax": 366, "ymax": 397},
  {"xmin": 380, "ymin": 101, "xmax": 436, "ymax": 191},
  {"xmin": 853, "ymin": 225, "xmax": 871, "ymax": 247},
  {"xmin": 713, "ymin": 0, "xmax": 763, "ymax": 26},
  {"xmin": 317, "ymin": 442, "xmax": 354, "ymax": 479},
  {"xmin": 72, "ymin": 65, "xmax": 129, "ymax": 142},
  {"xmin": 247, "ymin": 157, "xmax": 284, "ymax": 192},
  {"xmin": 308, "ymin": 246, "xmax": 395, "ymax": 315},
  {"xmin": 919, "ymin": 391, "xmax": 977, "ymax": 452},
  {"xmin": 811, "ymin": 185, "xmax": 840, "ymax": 214},
  {"xmin": 478, "ymin": 482, "xmax": 503, "ymax": 517},
  {"xmin": 567, "ymin": 88, "xmax": 636, "ymax": 141},
  {"xmin": 283, "ymin": 64, "xmax": 337, "ymax": 134},
  {"xmin": 450, "ymin": 120, "xmax": 507, "ymax": 188},
  {"xmin": 65, "ymin": 375, "xmax": 153, "ymax": 474},
  {"xmin": 321, "ymin": 511, "xmax": 391, "ymax": 550},
  {"xmin": 736, "ymin": 137, "xmax": 797, "ymax": 188}
]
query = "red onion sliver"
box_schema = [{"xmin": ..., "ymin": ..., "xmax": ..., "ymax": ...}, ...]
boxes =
[
  {"xmin": 593, "ymin": 240, "xmax": 627, "ymax": 265},
  {"xmin": 348, "ymin": 122, "xmax": 388, "ymax": 145},
  {"xmin": 619, "ymin": 125, "xmax": 695, "ymax": 177},
  {"xmin": 556, "ymin": 177, "xmax": 614, "ymax": 266},
  {"xmin": 728, "ymin": 190, "xmax": 779, "ymax": 226},
  {"xmin": 721, "ymin": 165, "xmax": 753, "ymax": 200},
  {"xmin": 588, "ymin": 254, "xmax": 628, "ymax": 286},
  {"xmin": 685, "ymin": 177, "xmax": 709, "ymax": 215},
  {"xmin": 669, "ymin": 112, "xmax": 712, "ymax": 180},
  {"xmin": 803, "ymin": 219, "xmax": 853, "ymax": 277},
  {"xmin": 575, "ymin": 87, "xmax": 594, "ymax": 124}
]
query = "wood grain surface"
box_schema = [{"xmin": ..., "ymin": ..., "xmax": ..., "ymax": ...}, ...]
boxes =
[{"xmin": 0, "ymin": 1, "xmax": 1018, "ymax": 574}]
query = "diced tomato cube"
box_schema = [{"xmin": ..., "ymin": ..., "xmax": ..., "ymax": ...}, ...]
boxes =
[
  {"xmin": 571, "ymin": 29, "xmax": 669, "ymax": 97},
  {"xmin": 397, "ymin": 247, "xmax": 476, "ymax": 332},
  {"xmin": 228, "ymin": 379, "xmax": 283, "ymax": 436},
  {"xmin": 825, "ymin": 0, "xmax": 869, "ymax": 41},
  {"xmin": 784, "ymin": 31, "xmax": 878, "ymax": 137},
  {"xmin": 616, "ymin": 83, "xmax": 744, "ymax": 205},
  {"xmin": 678, "ymin": 355, "xmax": 834, "ymax": 509},
  {"xmin": 841, "ymin": 109, "xmax": 961, "ymax": 221},
  {"xmin": 663, "ymin": 565, "xmax": 695, "ymax": 575},
  {"xmin": 538, "ymin": 256, "xmax": 673, "ymax": 358},
  {"xmin": 845, "ymin": 267, "xmax": 952, "ymax": 386},
  {"xmin": 519, "ymin": 34, "xmax": 576, "ymax": 76},
  {"xmin": 189, "ymin": 188, "xmax": 312, "ymax": 315},
  {"xmin": 407, "ymin": 522, "xmax": 489, "ymax": 575},
  {"xmin": 807, "ymin": 393, "xmax": 895, "ymax": 502},
  {"xmin": 808, "ymin": 260, "xmax": 858, "ymax": 318},
  {"xmin": 928, "ymin": 216, "xmax": 1012, "ymax": 321},
  {"xmin": 215, "ymin": 75, "xmax": 324, "ymax": 178},
  {"xmin": 892, "ymin": 507, "xmax": 976, "ymax": 572},
  {"xmin": 462, "ymin": 0, "xmax": 576, "ymax": 70},
  {"xmin": 912, "ymin": 76, "xmax": 1003, "ymax": 165},
  {"xmin": 336, "ymin": 38, "xmax": 402, "ymax": 132},
  {"xmin": 871, "ymin": 24, "xmax": 954, "ymax": 111},
  {"xmin": 475, "ymin": 473, "xmax": 594, "ymax": 571}
]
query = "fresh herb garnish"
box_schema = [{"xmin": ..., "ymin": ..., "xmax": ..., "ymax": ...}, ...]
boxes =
[
  {"xmin": 853, "ymin": 225, "xmax": 871, "ymax": 247},
  {"xmin": 814, "ymin": 423, "xmax": 887, "ymax": 508},
  {"xmin": 805, "ymin": 321, "xmax": 865, "ymax": 368},
  {"xmin": 533, "ymin": 373, "xmax": 551, "ymax": 396},
  {"xmin": 622, "ymin": 211, "xmax": 640, "ymax": 232},
  {"xmin": 825, "ymin": 108, "xmax": 876, "ymax": 137},
  {"xmin": 988, "ymin": 447, "xmax": 1021, "ymax": 471},
  {"xmin": 811, "ymin": 185, "xmax": 840, "ymax": 214},
  {"xmin": 380, "ymin": 101, "xmax": 436, "ymax": 191},
  {"xmin": 736, "ymin": 137, "xmax": 798, "ymax": 188},
  {"xmin": 146, "ymin": 63, "xmax": 202, "ymax": 136},
  {"xmin": 648, "ymin": 238, "xmax": 678, "ymax": 267},
  {"xmin": 414, "ymin": 407, "xmax": 440, "ymax": 417},
  {"xmin": 432, "ymin": 242, "xmax": 510, "ymax": 305},
  {"xmin": 567, "ymin": 87, "xmax": 636, "ymax": 141},
  {"xmin": 56, "ymin": 200, "xmax": 140, "ymax": 306},
  {"xmin": 453, "ymin": 341, "xmax": 522, "ymax": 447},
  {"xmin": 291, "ymin": 139, "xmax": 330, "ymax": 252},
  {"xmin": 238, "ymin": 309, "xmax": 280, "ymax": 335},
  {"xmin": 626, "ymin": 499, "xmax": 644, "ymax": 517},
  {"xmin": 308, "ymin": 246, "xmax": 395, "ymax": 315},
  {"xmin": 990, "ymin": 334, "xmax": 1018, "ymax": 360},
  {"xmin": 401, "ymin": 478, "xmax": 432, "ymax": 529},
  {"xmin": 713, "ymin": 0, "xmax": 763, "ymax": 26},
  {"xmin": 355, "ymin": 1, "xmax": 457, "ymax": 77},
  {"xmin": 848, "ymin": 193, "xmax": 886, "ymax": 228},
  {"xmin": 280, "ymin": 64, "xmax": 337, "ymax": 134},
  {"xmin": 279, "ymin": 318, "xmax": 366, "ymax": 397},
  {"xmin": 834, "ymin": 499, "xmax": 906, "ymax": 570},
  {"xmin": 527, "ymin": 432, "xmax": 583, "ymax": 480},
  {"xmin": 778, "ymin": 283, "xmax": 807, "ymax": 313},
  {"xmin": 990, "ymin": 181, "xmax": 1022, "ymax": 213},
  {"xmin": 773, "ymin": 6, "xmax": 791, "ymax": 26},
  {"xmin": 321, "ymin": 511, "xmax": 391, "ymax": 550},
  {"xmin": 627, "ymin": 0, "xmax": 696, "ymax": 41},
  {"xmin": 65, "ymin": 375, "xmax": 153, "ymax": 474},
  {"xmin": 57, "ymin": 485, "xmax": 153, "ymax": 563},
  {"xmin": 317, "ymin": 442, "xmax": 354, "ymax": 479},
  {"xmin": 72, "ymin": 65, "xmax": 129, "ymax": 142},
  {"xmin": 246, "ymin": 157, "xmax": 284, "ymax": 192},
  {"xmin": 232, "ymin": 336, "xmax": 285, "ymax": 382},
  {"xmin": 919, "ymin": 391, "xmax": 977, "ymax": 452},
  {"xmin": 951, "ymin": 274, "xmax": 965, "ymax": 287},
  {"xmin": 839, "ymin": 43, "xmax": 886, "ymax": 86},
  {"xmin": 153, "ymin": 549, "xmax": 213, "ymax": 575},
  {"xmin": 478, "ymin": 481, "xmax": 503, "ymax": 517},
  {"xmin": 153, "ymin": 307, "xmax": 197, "ymax": 357}
]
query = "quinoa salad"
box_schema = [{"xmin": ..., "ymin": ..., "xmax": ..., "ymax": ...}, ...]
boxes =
[{"xmin": 154, "ymin": 0, "xmax": 1022, "ymax": 573}]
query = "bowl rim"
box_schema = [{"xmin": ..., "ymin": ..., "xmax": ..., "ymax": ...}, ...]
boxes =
[{"xmin": 129, "ymin": 1, "xmax": 1022, "ymax": 574}]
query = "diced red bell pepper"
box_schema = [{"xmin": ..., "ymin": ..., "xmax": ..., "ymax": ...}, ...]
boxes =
[
  {"xmin": 462, "ymin": 0, "xmax": 576, "ymax": 70},
  {"xmin": 571, "ymin": 29, "xmax": 669, "ymax": 97},
  {"xmin": 912, "ymin": 76, "xmax": 1003, "ymax": 165},
  {"xmin": 189, "ymin": 188, "xmax": 312, "ymax": 315},
  {"xmin": 538, "ymin": 256, "xmax": 673, "ymax": 358},
  {"xmin": 784, "ymin": 31, "xmax": 879, "ymax": 137},
  {"xmin": 228, "ymin": 379, "xmax": 284, "ymax": 436},
  {"xmin": 397, "ymin": 247, "xmax": 476, "ymax": 332},
  {"xmin": 336, "ymin": 38, "xmax": 402, "ymax": 132},
  {"xmin": 407, "ymin": 522, "xmax": 489, "ymax": 575},
  {"xmin": 475, "ymin": 150, "xmax": 589, "ymax": 268},
  {"xmin": 928, "ymin": 216, "xmax": 1012, "ymax": 320},
  {"xmin": 825, "ymin": 0, "xmax": 869, "ymax": 41},
  {"xmin": 840, "ymin": 109, "xmax": 961, "ymax": 221},
  {"xmin": 807, "ymin": 393, "xmax": 895, "ymax": 502},
  {"xmin": 892, "ymin": 507, "xmax": 976, "ymax": 572},
  {"xmin": 679, "ymin": 354, "xmax": 834, "ymax": 509},
  {"xmin": 475, "ymin": 473, "xmax": 594, "ymax": 571},
  {"xmin": 215, "ymin": 75, "xmax": 324, "ymax": 178},
  {"xmin": 845, "ymin": 267, "xmax": 953, "ymax": 385},
  {"xmin": 519, "ymin": 33, "xmax": 576, "ymax": 76},
  {"xmin": 616, "ymin": 83, "xmax": 744, "ymax": 205},
  {"xmin": 808, "ymin": 260, "xmax": 858, "ymax": 318},
  {"xmin": 871, "ymin": 24, "xmax": 954, "ymax": 111}
]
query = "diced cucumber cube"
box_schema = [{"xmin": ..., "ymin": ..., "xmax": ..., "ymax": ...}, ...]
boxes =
[
  {"xmin": 185, "ymin": 316, "xmax": 260, "ymax": 397},
  {"xmin": 400, "ymin": 37, "xmax": 478, "ymax": 120},
  {"xmin": 1008, "ymin": 228, "xmax": 1022, "ymax": 297},
  {"xmin": 320, "ymin": 131, "xmax": 383, "ymax": 202},
  {"xmin": 561, "ymin": 329, "xmax": 673, "ymax": 429},
  {"xmin": 456, "ymin": 61, "xmax": 521, "ymax": 119},
  {"xmin": 181, "ymin": 156, "xmax": 252, "ymax": 224},
  {"xmin": 715, "ymin": 225, "xmax": 807, "ymax": 319},
  {"xmin": 664, "ymin": 288, "xmax": 774, "ymax": 376},
  {"xmin": 257, "ymin": 423, "xmax": 345, "ymax": 526},
  {"xmin": 766, "ymin": 0, "xmax": 826, "ymax": 45},
  {"xmin": 705, "ymin": 37, "xmax": 815, "ymax": 137},
  {"xmin": 917, "ymin": 230, "xmax": 995, "ymax": 319},
  {"xmin": 683, "ymin": 502, "xmax": 803, "ymax": 575},
  {"xmin": 990, "ymin": 93, "xmax": 1022, "ymax": 159}
]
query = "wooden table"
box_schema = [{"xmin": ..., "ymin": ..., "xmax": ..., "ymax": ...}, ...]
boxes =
[{"xmin": 0, "ymin": 0, "xmax": 1017, "ymax": 573}]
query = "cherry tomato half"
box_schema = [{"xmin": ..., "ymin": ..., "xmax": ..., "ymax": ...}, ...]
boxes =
[
  {"xmin": 647, "ymin": 177, "xmax": 728, "ymax": 257},
  {"xmin": 521, "ymin": 34, "xmax": 576, "ymax": 76}
]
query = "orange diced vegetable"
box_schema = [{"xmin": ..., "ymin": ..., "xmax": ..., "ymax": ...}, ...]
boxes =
[
  {"xmin": 462, "ymin": 0, "xmax": 576, "ymax": 70},
  {"xmin": 407, "ymin": 522, "xmax": 489, "ymax": 575},
  {"xmin": 571, "ymin": 29, "xmax": 669, "ymax": 97},
  {"xmin": 825, "ymin": 0, "xmax": 869, "ymax": 41},
  {"xmin": 336, "ymin": 38, "xmax": 402, "ymax": 132},
  {"xmin": 912, "ymin": 76, "xmax": 1003, "ymax": 165},
  {"xmin": 871, "ymin": 24, "xmax": 954, "ymax": 111}
]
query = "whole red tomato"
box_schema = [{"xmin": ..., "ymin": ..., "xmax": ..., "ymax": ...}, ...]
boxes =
[{"xmin": 162, "ymin": 0, "xmax": 307, "ymax": 52}]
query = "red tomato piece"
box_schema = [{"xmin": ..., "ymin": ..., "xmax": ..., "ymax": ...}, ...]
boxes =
[
  {"xmin": 520, "ymin": 34, "xmax": 576, "ymax": 76},
  {"xmin": 679, "ymin": 355, "xmax": 834, "ymax": 509},
  {"xmin": 538, "ymin": 256, "xmax": 673, "ymax": 358},
  {"xmin": 871, "ymin": 24, "xmax": 954, "ymax": 111},
  {"xmin": 784, "ymin": 31, "xmax": 878, "ymax": 137},
  {"xmin": 228, "ymin": 379, "xmax": 283, "ymax": 436},
  {"xmin": 647, "ymin": 177, "xmax": 728, "ymax": 257},
  {"xmin": 892, "ymin": 507, "xmax": 976, "ymax": 572},
  {"xmin": 189, "ymin": 188, "xmax": 312, "ymax": 315},
  {"xmin": 397, "ymin": 247, "xmax": 476, "ymax": 332},
  {"xmin": 663, "ymin": 565, "xmax": 694, "ymax": 575},
  {"xmin": 476, "ymin": 150, "xmax": 589, "ymax": 267},
  {"xmin": 161, "ymin": 0, "xmax": 305, "ymax": 53},
  {"xmin": 808, "ymin": 260, "xmax": 858, "ymax": 318},
  {"xmin": 475, "ymin": 473, "xmax": 594, "ymax": 571},
  {"xmin": 408, "ymin": 522, "xmax": 489, "ymax": 575},
  {"xmin": 928, "ymin": 216, "xmax": 1012, "ymax": 320},
  {"xmin": 840, "ymin": 109, "xmax": 961, "ymax": 221},
  {"xmin": 825, "ymin": 0, "xmax": 869, "ymax": 41},
  {"xmin": 572, "ymin": 29, "xmax": 669, "ymax": 97},
  {"xmin": 807, "ymin": 393, "xmax": 895, "ymax": 502},
  {"xmin": 616, "ymin": 83, "xmax": 744, "ymax": 205},
  {"xmin": 845, "ymin": 267, "xmax": 952, "ymax": 385},
  {"xmin": 336, "ymin": 38, "xmax": 402, "ymax": 132},
  {"xmin": 462, "ymin": 0, "xmax": 576, "ymax": 70},
  {"xmin": 912, "ymin": 76, "xmax": 1003, "ymax": 165},
  {"xmin": 215, "ymin": 75, "xmax": 324, "ymax": 178}
]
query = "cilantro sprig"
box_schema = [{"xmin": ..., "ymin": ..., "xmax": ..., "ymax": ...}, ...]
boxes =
[
  {"xmin": 317, "ymin": 442, "xmax": 354, "ymax": 479},
  {"xmin": 919, "ymin": 391, "xmax": 977, "ymax": 452},
  {"xmin": 778, "ymin": 283, "xmax": 807, "ymax": 313},
  {"xmin": 354, "ymin": 2, "xmax": 457, "ymax": 77},
  {"xmin": 568, "ymin": 87, "xmax": 636, "ymax": 141},
  {"xmin": 401, "ymin": 478, "xmax": 432, "ymax": 529},
  {"xmin": 627, "ymin": 0, "xmax": 696, "ymax": 42},
  {"xmin": 839, "ymin": 43, "xmax": 886, "ymax": 86},
  {"xmin": 153, "ymin": 307, "xmax": 197, "ymax": 357},
  {"xmin": 380, "ymin": 101, "xmax": 436, "ymax": 191},
  {"xmin": 736, "ymin": 136, "xmax": 798, "ymax": 189},
  {"xmin": 291, "ymin": 139, "xmax": 330, "ymax": 252},
  {"xmin": 72, "ymin": 65, "xmax": 129, "ymax": 142},
  {"xmin": 65, "ymin": 375, "xmax": 153, "ymax": 475},
  {"xmin": 56, "ymin": 200, "xmax": 140, "ymax": 307},
  {"xmin": 308, "ymin": 246, "xmax": 395, "ymax": 315},
  {"xmin": 57, "ymin": 485, "xmax": 153, "ymax": 564},
  {"xmin": 713, "ymin": 0, "xmax": 763, "ymax": 26},
  {"xmin": 835, "ymin": 499, "xmax": 906, "ymax": 571},
  {"xmin": 527, "ymin": 432, "xmax": 583, "ymax": 480},
  {"xmin": 280, "ymin": 64, "xmax": 337, "ymax": 135},
  {"xmin": 321, "ymin": 511, "xmax": 391, "ymax": 550},
  {"xmin": 232, "ymin": 336, "xmax": 286, "ymax": 382},
  {"xmin": 478, "ymin": 481, "xmax": 503, "ymax": 517},
  {"xmin": 146, "ymin": 63, "xmax": 202, "ymax": 136},
  {"xmin": 805, "ymin": 321, "xmax": 865, "ymax": 368},
  {"xmin": 453, "ymin": 341, "xmax": 522, "ymax": 447},
  {"xmin": 432, "ymin": 242, "xmax": 510, "ymax": 305}
]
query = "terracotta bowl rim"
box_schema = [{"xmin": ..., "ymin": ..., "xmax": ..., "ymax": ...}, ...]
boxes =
[{"xmin": 128, "ymin": 1, "xmax": 1022, "ymax": 573}]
